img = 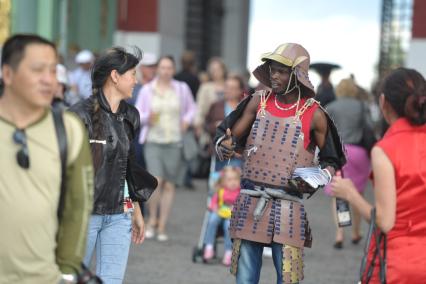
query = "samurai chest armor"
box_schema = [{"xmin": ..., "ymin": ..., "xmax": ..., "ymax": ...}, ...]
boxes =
[
  {"xmin": 230, "ymin": 99, "xmax": 318, "ymax": 248},
  {"xmin": 242, "ymin": 110, "xmax": 315, "ymax": 187}
]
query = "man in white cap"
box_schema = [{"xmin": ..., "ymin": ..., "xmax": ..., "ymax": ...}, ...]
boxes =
[
  {"xmin": 139, "ymin": 52, "xmax": 158, "ymax": 85},
  {"xmin": 127, "ymin": 52, "xmax": 157, "ymax": 106},
  {"xmin": 52, "ymin": 64, "xmax": 70, "ymax": 109},
  {"xmin": 69, "ymin": 49, "xmax": 94, "ymax": 100}
]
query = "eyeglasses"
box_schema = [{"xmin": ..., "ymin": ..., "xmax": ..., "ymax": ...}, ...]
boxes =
[{"xmin": 13, "ymin": 129, "xmax": 30, "ymax": 169}]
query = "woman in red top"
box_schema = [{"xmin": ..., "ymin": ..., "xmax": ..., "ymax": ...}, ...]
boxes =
[{"xmin": 331, "ymin": 67, "xmax": 426, "ymax": 283}]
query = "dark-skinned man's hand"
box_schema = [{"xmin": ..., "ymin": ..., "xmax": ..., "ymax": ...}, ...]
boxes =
[{"xmin": 218, "ymin": 128, "xmax": 237, "ymax": 160}]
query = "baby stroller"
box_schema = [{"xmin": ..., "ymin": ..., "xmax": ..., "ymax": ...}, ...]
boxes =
[{"xmin": 191, "ymin": 210, "xmax": 225, "ymax": 263}]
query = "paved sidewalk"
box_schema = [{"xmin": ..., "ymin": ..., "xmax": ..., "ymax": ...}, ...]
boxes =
[{"xmin": 124, "ymin": 179, "xmax": 372, "ymax": 284}]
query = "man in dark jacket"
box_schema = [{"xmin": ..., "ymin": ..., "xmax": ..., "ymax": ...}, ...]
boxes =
[
  {"xmin": 175, "ymin": 50, "xmax": 200, "ymax": 99},
  {"xmin": 310, "ymin": 62, "xmax": 340, "ymax": 107}
]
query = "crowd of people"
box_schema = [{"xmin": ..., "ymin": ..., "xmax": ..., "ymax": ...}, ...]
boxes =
[{"xmin": 0, "ymin": 33, "xmax": 425, "ymax": 284}]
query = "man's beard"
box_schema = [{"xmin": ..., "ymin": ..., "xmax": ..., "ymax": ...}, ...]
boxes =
[
  {"xmin": 275, "ymin": 78, "xmax": 297, "ymax": 96},
  {"xmin": 274, "ymin": 83, "xmax": 292, "ymax": 96}
]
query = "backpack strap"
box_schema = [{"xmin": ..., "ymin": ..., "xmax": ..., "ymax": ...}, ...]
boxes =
[{"xmin": 52, "ymin": 107, "xmax": 68, "ymax": 221}]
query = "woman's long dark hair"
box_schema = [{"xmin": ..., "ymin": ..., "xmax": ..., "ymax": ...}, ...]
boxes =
[
  {"xmin": 90, "ymin": 47, "xmax": 142, "ymax": 164},
  {"xmin": 382, "ymin": 67, "xmax": 426, "ymax": 125}
]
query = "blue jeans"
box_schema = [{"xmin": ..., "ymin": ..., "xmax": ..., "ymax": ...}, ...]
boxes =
[
  {"xmin": 204, "ymin": 212, "xmax": 232, "ymax": 251},
  {"xmin": 236, "ymin": 240, "xmax": 299, "ymax": 284},
  {"xmin": 84, "ymin": 213, "xmax": 132, "ymax": 284}
]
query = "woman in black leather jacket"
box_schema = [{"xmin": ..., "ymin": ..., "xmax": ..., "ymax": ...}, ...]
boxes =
[{"xmin": 70, "ymin": 47, "xmax": 156, "ymax": 283}]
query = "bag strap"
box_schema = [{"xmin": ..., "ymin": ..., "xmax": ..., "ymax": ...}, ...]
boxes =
[
  {"xmin": 359, "ymin": 208, "xmax": 373, "ymax": 283},
  {"xmin": 52, "ymin": 108, "xmax": 103, "ymax": 283},
  {"xmin": 359, "ymin": 99, "xmax": 367, "ymax": 128},
  {"xmin": 52, "ymin": 107, "xmax": 68, "ymax": 221},
  {"xmin": 359, "ymin": 207, "xmax": 387, "ymax": 284},
  {"xmin": 359, "ymin": 100, "xmax": 374, "ymax": 131}
]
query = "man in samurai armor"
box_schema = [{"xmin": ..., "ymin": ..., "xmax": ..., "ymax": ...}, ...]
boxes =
[{"xmin": 214, "ymin": 43, "xmax": 346, "ymax": 284}]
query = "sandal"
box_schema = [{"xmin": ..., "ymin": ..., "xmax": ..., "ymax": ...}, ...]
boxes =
[
  {"xmin": 145, "ymin": 227, "xmax": 155, "ymax": 239},
  {"xmin": 333, "ymin": 241, "xmax": 343, "ymax": 249},
  {"xmin": 351, "ymin": 236, "xmax": 363, "ymax": 244}
]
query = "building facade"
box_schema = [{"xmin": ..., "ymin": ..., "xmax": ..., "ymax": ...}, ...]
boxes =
[
  {"xmin": 2, "ymin": 0, "xmax": 116, "ymax": 59},
  {"xmin": 378, "ymin": 0, "xmax": 426, "ymax": 77},
  {"xmin": 1, "ymin": 0, "xmax": 250, "ymax": 73},
  {"xmin": 115, "ymin": 0, "xmax": 250, "ymax": 72},
  {"xmin": 406, "ymin": 0, "xmax": 426, "ymax": 76}
]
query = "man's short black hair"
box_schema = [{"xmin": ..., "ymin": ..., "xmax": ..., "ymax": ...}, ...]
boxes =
[{"xmin": 1, "ymin": 34, "xmax": 56, "ymax": 70}]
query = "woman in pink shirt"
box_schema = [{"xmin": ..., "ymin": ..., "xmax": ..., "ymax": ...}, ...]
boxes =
[{"xmin": 135, "ymin": 56, "xmax": 196, "ymax": 241}]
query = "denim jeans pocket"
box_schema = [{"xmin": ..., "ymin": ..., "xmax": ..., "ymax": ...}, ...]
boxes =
[
  {"xmin": 121, "ymin": 212, "xmax": 133, "ymax": 234},
  {"xmin": 124, "ymin": 210, "xmax": 134, "ymax": 220}
]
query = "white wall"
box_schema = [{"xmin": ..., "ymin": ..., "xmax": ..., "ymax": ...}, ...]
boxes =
[
  {"xmin": 222, "ymin": 0, "xmax": 250, "ymax": 74},
  {"xmin": 114, "ymin": 31, "xmax": 162, "ymax": 57},
  {"xmin": 158, "ymin": 0, "xmax": 186, "ymax": 69},
  {"xmin": 114, "ymin": 0, "xmax": 249, "ymax": 72},
  {"xmin": 406, "ymin": 39, "xmax": 426, "ymax": 77}
]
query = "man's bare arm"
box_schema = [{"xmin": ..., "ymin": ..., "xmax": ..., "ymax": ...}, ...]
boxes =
[
  {"xmin": 231, "ymin": 95, "xmax": 260, "ymax": 140},
  {"xmin": 217, "ymin": 95, "xmax": 260, "ymax": 160}
]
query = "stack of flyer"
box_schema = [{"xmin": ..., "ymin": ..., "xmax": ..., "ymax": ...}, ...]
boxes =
[{"xmin": 292, "ymin": 167, "xmax": 330, "ymax": 189}]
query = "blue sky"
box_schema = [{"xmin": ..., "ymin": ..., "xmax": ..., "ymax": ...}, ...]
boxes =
[{"xmin": 248, "ymin": 0, "xmax": 381, "ymax": 89}]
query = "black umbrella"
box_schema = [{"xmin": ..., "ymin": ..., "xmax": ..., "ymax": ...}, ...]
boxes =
[
  {"xmin": 310, "ymin": 63, "xmax": 341, "ymax": 77},
  {"xmin": 310, "ymin": 63, "xmax": 341, "ymax": 106}
]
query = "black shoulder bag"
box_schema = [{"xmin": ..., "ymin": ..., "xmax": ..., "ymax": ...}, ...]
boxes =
[
  {"xmin": 52, "ymin": 108, "xmax": 102, "ymax": 284},
  {"xmin": 359, "ymin": 101, "xmax": 377, "ymax": 154},
  {"xmin": 359, "ymin": 208, "xmax": 387, "ymax": 284}
]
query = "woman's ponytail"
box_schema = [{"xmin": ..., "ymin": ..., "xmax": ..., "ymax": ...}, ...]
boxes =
[{"xmin": 403, "ymin": 71, "xmax": 426, "ymax": 125}]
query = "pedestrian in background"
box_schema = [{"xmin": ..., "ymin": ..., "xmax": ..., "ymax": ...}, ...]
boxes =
[
  {"xmin": 52, "ymin": 63, "xmax": 71, "ymax": 109},
  {"xmin": 69, "ymin": 49, "xmax": 94, "ymax": 100},
  {"xmin": 205, "ymin": 74, "xmax": 245, "ymax": 191},
  {"xmin": 175, "ymin": 50, "xmax": 200, "ymax": 99},
  {"xmin": 194, "ymin": 57, "xmax": 227, "ymax": 136},
  {"xmin": 128, "ymin": 52, "xmax": 158, "ymax": 106},
  {"xmin": 127, "ymin": 53, "xmax": 158, "ymax": 170},
  {"xmin": 174, "ymin": 51, "xmax": 202, "ymax": 186},
  {"xmin": 136, "ymin": 55, "xmax": 196, "ymax": 242},
  {"xmin": 324, "ymin": 78, "xmax": 373, "ymax": 249}
]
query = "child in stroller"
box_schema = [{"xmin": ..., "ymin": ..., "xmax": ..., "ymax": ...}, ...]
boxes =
[{"xmin": 203, "ymin": 166, "xmax": 241, "ymax": 266}]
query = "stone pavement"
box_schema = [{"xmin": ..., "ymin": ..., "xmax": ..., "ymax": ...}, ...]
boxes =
[{"xmin": 124, "ymin": 179, "xmax": 372, "ymax": 284}]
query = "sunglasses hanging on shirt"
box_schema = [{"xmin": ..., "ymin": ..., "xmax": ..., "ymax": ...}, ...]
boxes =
[{"xmin": 13, "ymin": 129, "xmax": 30, "ymax": 169}]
